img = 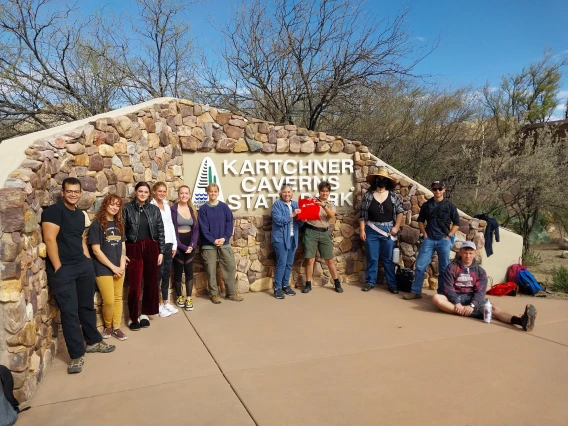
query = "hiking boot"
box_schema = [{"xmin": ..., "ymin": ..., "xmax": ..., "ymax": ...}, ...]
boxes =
[
  {"xmin": 362, "ymin": 283, "xmax": 374, "ymax": 292},
  {"xmin": 403, "ymin": 292, "xmax": 422, "ymax": 300},
  {"xmin": 282, "ymin": 286, "xmax": 296, "ymax": 296},
  {"xmin": 111, "ymin": 329, "xmax": 127, "ymax": 341},
  {"xmin": 521, "ymin": 304, "xmax": 537, "ymax": 332},
  {"xmin": 102, "ymin": 327, "xmax": 112, "ymax": 339},
  {"xmin": 227, "ymin": 293, "xmax": 243, "ymax": 302},
  {"xmin": 68, "ymin": 356, "xmax": 84, "ymax": 374},
  {"xmin": 302, "ymin": 282, "xmax": 312, "ymax": 293},
  {"xmin": 176, "ymin": 295, "xmax": 185, "ymax": 307},
  {"xmin": 211, "ymin": 295, "xmax": 222, "ymax": 304},
  {"xmin": 185, "ymin": 297, "xmax": 194, "ymax": 311},
  {"xmin": 274, "ymin": 289, "xmax": 285, "ymax": 299},
  {"xmin": 86, "ymin": 341, "xmax": 116, "ymax": 353},
  {"xmin": 388, "ymin": 286, "xmax": 399, "ymax": 294},
  {"xmin": 334, "ymin": 281, "xmax": 344, "ymax": 293}
]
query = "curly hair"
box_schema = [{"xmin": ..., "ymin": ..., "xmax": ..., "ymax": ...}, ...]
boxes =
[{"xmin": 94, "ymin": 195, "xmax": 125, "ymax": 235}]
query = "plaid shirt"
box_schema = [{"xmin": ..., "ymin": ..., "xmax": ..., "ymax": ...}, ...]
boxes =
[{"xmin": 359, "ymin": 190, "xmax": 404, "ymax": 224}]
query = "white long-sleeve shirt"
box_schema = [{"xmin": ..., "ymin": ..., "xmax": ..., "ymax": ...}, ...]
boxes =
[{"xmin": 151, "ymin": 199, "xmax": 177, "ymax": 251}]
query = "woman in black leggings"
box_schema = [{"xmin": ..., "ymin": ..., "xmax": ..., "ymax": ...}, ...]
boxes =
[{"xmin": 170, "ymin": 185, "xmax": 199, "ymax": 310}]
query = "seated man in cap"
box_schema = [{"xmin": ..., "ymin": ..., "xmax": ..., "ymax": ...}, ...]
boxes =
[{"xmin": 432, "ymin": 241, "xmax": 537, "ymax": 331}]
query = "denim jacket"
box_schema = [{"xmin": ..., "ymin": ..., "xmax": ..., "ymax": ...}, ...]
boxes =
[{"xmin": 271, "ymin": 200, "xmax": 303, "ymax": 250}]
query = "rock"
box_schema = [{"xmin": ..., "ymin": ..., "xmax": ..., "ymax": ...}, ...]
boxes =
[
  {"xmin": 0, "ymin": 279, "xmax": 22, "ymax": 302},
  {"xmin": 3, "ymin": 294, "xmax": 27, "ymax": 333},
  {"xmin": 330, "ymin": 140, "xmax": 344, "ymax": 152},
  {"xmin": 261, "ymin": 143, "xmax": 275, "ymax": 153},
  {"xmin": 99, "ymin": 144, "xmax": 115, "ymax": 157},
  {"xmin": 234, "ymin": 138, "xmax": 248, "ymax": 152},
  {"xmin": 223, "ymin": 125, "xmax": 243, "ymax": 139},
  {"xmin": 277, "ymin": 138, "xmax": 289, "ymax": 152},
  {"xmin": 316, "ymin": 142, "xmax": 330, "ymax": 152},
  {"xmin": 400, "ymin": 242, "xmax": 414, "ymax": 257},
  {"xmin": 88, "ymin": 154, "xmax": 104, "ymax": 171},
  {"xmin": 6, "ymin": 346, "xmax": 29, "ymax": 372},
  {"xmin": 245, "ymin": 137, "xmax": 263, "ymax": 152},
  {"xmin": 0, "ymin": 188, "xmax": 25, "ymax": 210},
  {"xmin": 117, "ymin": 167, "xmax": 134, "ymax": 183},
  {"xmin": 339, "ymin": 238, "xmax": 352, "ymax": 252},
  {"xmin": 66, "ymin": 143, "xmax": 85, "ymax": 155},
  {"xmin": 249, "ymin": 277, "xmax": 273, "ymax": 292},
  {"xmin": 289, "ymin": 136, "xmax": 301, "ymax": 153},
  {"xmin": 558, "ymin": 237, "xmax": 568, "ymax": 250},
  {"xmin": 7, "ymin": 321, "xmax": 36, "ymax": 346},
  {"xmin": 236, "ymin": 272, "xmax": 249, "ymax": 294},
  {"xmin": 300, "ymin": 140, "xmax": 315, "ymax": 153},
  {"xmin": 216, "ymin": 138, "xmax": 237, "ymax": 152},
  {"xmin": 561, "ymin": 251, "xmax": 568, "ymax": 259},
  {"xmin": 340, "ymin": 223, "xmax": 355, "ymax": 238},
  {"xmin": 401, "ymin": 226, "xmax": 420, "ymax": 246},
  {"xmin": 249, "ymin": 260, "xmax": 263, "ymax": 272}
]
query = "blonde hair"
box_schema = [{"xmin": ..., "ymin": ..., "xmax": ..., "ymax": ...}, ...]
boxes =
[
  {"xmin": 206, "ymin": 183, "xmax": 219, "ymax": 192},
  {"xmin": 177, "ymin": 185, "xmax": 197, "ymax": 218}
]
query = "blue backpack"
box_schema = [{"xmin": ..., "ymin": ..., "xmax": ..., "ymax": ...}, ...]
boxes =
[{"xmin": 517, "ymin": 270, "xmax": 543, "ymax": 295}]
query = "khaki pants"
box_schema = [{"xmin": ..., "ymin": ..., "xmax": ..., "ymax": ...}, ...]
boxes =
[
  {"xmin": 96, "ymin": 274, "xmax": 125, "ymax": 329},
  {"xmin": 201, "ymin": 246, "xmax": 236, "ymax": 296}
]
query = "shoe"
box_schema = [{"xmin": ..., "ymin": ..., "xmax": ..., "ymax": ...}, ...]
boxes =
[
  {"xmin": 403, "ymin": 292, "xmax": 422, "ymax": 300},
  {"xmin": 86, "ymin": 341, "xmax": 116, "ymax": 353},
  {"xmin": 176, "ymin": 296, "xmax": 185, "ymax": 307},
  {"xmin": 139, "ymin": 315, "xmax": 151, "ymax": 328},
  {"xmin": 129, "ymin": 321, "xmax": 141, "ymax": 331},
  {"xmin": 211, "ymin": 295, "xmax": 222, "ymax": 304},
  {"xmin": 302, "ymin": 283, "xmax": 312, "ymax": 294},
  {"xmin": 102, "ymin": 327, "xmax": 112, "ymax": 339},
  {"xmin": 227, "ymin": 293, "xmax": 244, "ymax": 302},
  {"xmin": 334, "ymin": 281, "xmax": 343, "ymax": 293},
  {"xmin": 362, "ymin": 283, "xmax": 374, "ymax": 292},
  {"xmin": 67, "ymin": 356, "xmax": 84, "ymax": 374},
  {"xmin": 111, "ymin": 329, "xmax": 127, "ymax": 341},
  {"xmin": 158, "ymin": 305, "xmax": 172, "ymax": 318},
  {"xmin": 521, "ymin": 304, "xmax": 537, "ymax": 332},
  {"xmin": 274, "ymin": 289, "xmax": 285, "ymax": 299},
  {"xmin": 388, "ymin": 286, "xmax": 399, "ymax": 294},
  {"xmin": 282, "ymin": 286, "xmax": 296, "ymax": 296},
  {"xmin": 164, "ymin": 302, "xmax": 179, "ymax": 315},
  {"xmin": 185, "ymin": 298, "xmax": 194, "ymax": 311}
]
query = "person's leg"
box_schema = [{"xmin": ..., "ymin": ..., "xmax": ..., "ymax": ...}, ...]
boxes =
[
  {"xmin": 218, "ymin": 246, "xmax": 237, "ymax": 295},
  {"xmin": 96, "ymin": 275, "xmax": 114, "ymax": 330},
  {"xmin": 184, "ymin": 253, "xmax": 194, "ymax": 297},
  {"xmin": 140, "ymin": 240, "xmax": 161, "ymax": 316},
  {"xmin": 75, "ymin": 258, "xmax": 103, "ymax": 346},
  {"xmin": 47, "ymin": 265, "xmax": 85, "ymax": 360},
  {"xmin": 113, "ymin": 274, "xmax": 125, "ymax": 329},
  {"xmin": 281, "ymin": 238, "xmax": 297, "ymax": 294},
  {"xmin": 126, "ymin": 242, "xmax": 144, "ymax": 323},
  {"xmin": 202, "ymin": 249, "xmax": 219, "ymax": 298},
  {"xmin": 273, "ymin": 240, "xmax": 288, "ymax": 290},
  {"xmin": 435, "ymin": 238, "xmax": 452, "ymax": 295},
  {"xmin": 379, "ymin": 236, "xmax": 397, "ymax": 288},
  {"xmin": 304, "ymin": 258, "xmax": 316, "ymax": 282},
  {"xmin": 158, "ymin": 243, "xmax": 173, "ymax": 302},
  {"xmin": 172, "ymin": 252, "xmax": 184, "ymax": 298},
  {"xmin": 431, "ymin": 294, "xmax": 457, "ymax": 314},
  {"xmin": 364, "ymin": 226, "xmax": 380, "ymax": 289},
  {"xmin": 408, "ymin": 238, "xmax": 435, "ymax": 295}
]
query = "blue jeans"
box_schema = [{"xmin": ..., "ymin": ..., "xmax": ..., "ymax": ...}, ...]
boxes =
[
  {"xmin": 364, "ymin": 225, "xmax": 396, "ymax": 287},
  {"xmin": 410, "ymin": 237, "xmax": 452, "ymax": 294},
  {"xmin": 274, "ymin": 237, "xmax": 297, "ymax": 290}
]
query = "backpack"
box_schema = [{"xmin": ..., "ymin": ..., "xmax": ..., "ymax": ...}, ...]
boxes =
[
  {"xmin": 0, "ymin": 365, "xmax": 18, "ymax": 426},
  {"xmin": 395, "ymin": 265, "xmax": 414, "ymax": 292},
  {"xmin": 517, "ymin": 270, "xmax": 543, "ymax": 295},
  {"xmin": 486, "ymin": 282, "xmax": 517, "ymax": 296},
  {"xmin": 507, "ymin": 258, "xmax": 526, "ymax": 285}
]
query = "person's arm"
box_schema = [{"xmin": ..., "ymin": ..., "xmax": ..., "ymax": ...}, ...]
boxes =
[
  {"xmin": 198, "ymin": 207, "xmax": 216, "ymax": 244},
  {"xmin": 319, "ymin": 200, "xmax": 336, "ymax": 220},
  {"xmin": 472, "ymin": 268, "xmax": 488, "ymax": 307},
  {"xmin": 446, "ymin": 224, "xmax": 460, "ymax": 240},
  {"xmin": 222, "ymin": 204, "xmax": 234, "ymax": 244},
  {"xmin": 271, "ymin": 201, "xmax": 291, "ymax": 226},
  {"xmin": 418, "ymin": 222, "xmax": 427, "ymax": 239},
  {"xmin": 166, "ymin": 208, "xmax": 177, "ymax": 253},
  {"xmin": 91, "ymin": 244, "xmax": 122, "ymax": 275},
  {"xmin": 417, "ymin": 203, "xmax": 428, "ymax": 238},
  {"xmin": 155, "ymin": 209, "xmax": 166, "ymax": 254},
  {"xmin": 42, "ymin": 222, "xmax": 62, "ymax": 271},
  {"xmin": 189, "ymin": 210, "xmax": 199, "ymax": 249},
  {"xmin": 392, "ymin": 212, "xmax": 404, "ymax": 235}
]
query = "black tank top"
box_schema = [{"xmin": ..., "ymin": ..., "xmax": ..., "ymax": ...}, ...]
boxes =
[{"xmin": 368, "ymin": 195, "xmax": 393, "ymax": 223}]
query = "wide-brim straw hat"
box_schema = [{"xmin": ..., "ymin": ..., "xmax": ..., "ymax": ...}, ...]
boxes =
[{"xmin": 366, "ymin": 166, "xmax": 397, "ymax": 184}]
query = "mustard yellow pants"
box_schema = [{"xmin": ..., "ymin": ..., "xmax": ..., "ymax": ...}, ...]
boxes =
[{"xmin": 96, "ymin": 275, "xmax": 125, "ymax": 329}]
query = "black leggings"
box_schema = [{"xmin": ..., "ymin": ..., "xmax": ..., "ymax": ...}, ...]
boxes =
[
  {"xmin": 158, "ymin": 243, "xmax": 174, "ymax": 300},
  {"xmin": 173, "ymin": 233, "xmax": 194, "ymax": 297}
]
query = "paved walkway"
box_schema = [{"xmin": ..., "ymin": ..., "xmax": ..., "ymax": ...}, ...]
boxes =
[{"xmin": 16, "ymin": 286, "xmax": 568, "ymax": 426}]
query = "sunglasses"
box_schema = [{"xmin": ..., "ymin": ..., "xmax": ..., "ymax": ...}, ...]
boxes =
[{"xmin": 432, "ymin": 187, "xmax": 444, "ymax": 192}]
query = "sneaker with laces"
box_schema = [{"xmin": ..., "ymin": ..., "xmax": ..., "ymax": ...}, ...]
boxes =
[
  {"xmin": 227, "ymin": 293, "xmax": 244, "ymax": 302},
  {"xmin": 159, "ymin": 305, "xmax": 172, "ymax": 318},
  {"xmin": 112, "ymin": 329, "xmax": 127, "ymax": 341},
  {"xmin": 403, "ymin": 292, "xmax": 422, "ymax": 300},
  {"xmin": 163, "ymin": 302, "xmax": 178, "ymax": 315},
  {"xmin": 211, "ymin": 294, "xmax": 222, "ymax": 304},
  {"xmin": 177, "ymin": 296, "xmax": 185, "ymax": 307},
  {"xmin": 86, "ymin": 341, "xmax": 116, "ymax": 353},
  {"xmin": 185, "ymin": 298, "xmax": 194, "ymax": 311},
  {"xmin": 362, "ymin": 283, "xmax": 374, "ymax": 292},
  {"xmin": 102, "ymin": 327, "xmax": 112, "ymax": 339},
  {"xmin": 68, "ymin": 356, "xmax": 84, "ymax": 374},
  {"xmin": 282, "ymin": 286, "xmax": 296, "ymax": 296},
  {"xmin": 521, "ymin": 304, "xmax": 537, "ymax": 332},
  {"xmin": 274, "ymin": 289, "xmax": 285, "ymax": 299}
]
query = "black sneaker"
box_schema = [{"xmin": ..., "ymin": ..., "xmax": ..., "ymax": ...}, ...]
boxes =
[
  {"xmin": 274, "ymin": 289, "xmax": 285, "ymax": 299},
  {"xmin": 388, "ymin": 286, "xmax": 399, "ymax": 294},
  {"xmin": 139, "ymin": 316, "xmax": 150, "ymax": 328},
  {"xmin": 282, "ymin": 286, "xmax": 296, "ymax": 296},
  {"xmin": 362, "ymin": 283, "xmax": 374, "ymax": 292},
  {"xmin": 521, "ymin": 304, "xmax": 537, "ymax": 332},
  {"xmin": 302, "ymin": 283, "xmax": 312, "ymax": 294},
  {"xmin": 129, "ymin": 321, "xmax": 141, "ymax": 331}
]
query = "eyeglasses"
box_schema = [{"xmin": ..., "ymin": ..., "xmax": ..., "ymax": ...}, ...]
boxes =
[
  {"xmin": 64, "ymin": 190, "xmax": 81, "ymax": 195},
  {"xmin": 432, "ymin": 187, "xmax": 444, "ymax": 192}
]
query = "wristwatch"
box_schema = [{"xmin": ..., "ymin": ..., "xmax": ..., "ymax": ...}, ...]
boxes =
[{"xmin": 470, "ymin": 303, "xmax": 475, "ymax": 308}]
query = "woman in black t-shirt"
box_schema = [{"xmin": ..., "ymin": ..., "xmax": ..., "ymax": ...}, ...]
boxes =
[{"xmin": 88, "ymin": 195, "xmax": 128, "ymax": 341}]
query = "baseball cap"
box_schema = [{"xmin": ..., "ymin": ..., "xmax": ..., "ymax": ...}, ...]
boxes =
[
  {"xmin": 460, "ymin": 241, "xmax": 476, "ymax": 250},
  {"xmin": 431, "ymin": 180, "xmax": 445, "ymax": 189}
]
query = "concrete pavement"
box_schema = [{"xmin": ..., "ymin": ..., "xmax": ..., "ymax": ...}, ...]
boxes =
[{"xmin": 16, "ymin": 286, "xmax": 568, "ymax": 426}]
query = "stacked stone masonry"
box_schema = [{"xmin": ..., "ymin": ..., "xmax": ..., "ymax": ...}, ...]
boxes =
[{"xmin": 0, "ymin": 99, "xmax": 486, "ymax": 406}]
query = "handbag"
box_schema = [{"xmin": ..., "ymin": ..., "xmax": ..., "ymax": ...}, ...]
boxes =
[
  {"xmin": 395, "ymin": 265, "xmax": 414, "ymax": 292},
  {"xmin": 297, "ymin": 198, "xmax": 321, "ymax": 221}
]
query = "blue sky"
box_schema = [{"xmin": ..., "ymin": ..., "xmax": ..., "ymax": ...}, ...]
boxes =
[{"xmin": 85, "ymin": 0, "xmax": 568, "ymax": 116}]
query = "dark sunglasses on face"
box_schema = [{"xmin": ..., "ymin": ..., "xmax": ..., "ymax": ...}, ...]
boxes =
[
  {"xmin": 376, "ymin": 177, "xmax": 388, "ymax": 182},
  {"xmin": 432, "ymin": 187, "xmax": 444, "ymax": 192}
]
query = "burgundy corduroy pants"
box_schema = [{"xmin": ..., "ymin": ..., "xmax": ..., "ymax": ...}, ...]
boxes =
[{"xmin": 126, "ymin": 238, "xmax": 160, "ymax": 323}]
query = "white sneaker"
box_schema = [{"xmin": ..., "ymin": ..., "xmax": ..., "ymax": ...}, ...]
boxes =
[
  {"xmin": 158, "ymin": 305, "xmax": 171, "ymax": 318},
  {"xmin": 163, "ymin": 302, "xmax": 178, "ymax": 315}
]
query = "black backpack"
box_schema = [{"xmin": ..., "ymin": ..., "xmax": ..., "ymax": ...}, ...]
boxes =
[
  {"xmin": 0, "ymin": 365, "xmax": 19, "ymax": 426},
  {"xmin": 395, "ymin": 265, "xmax": 414, "ymax": 292}
]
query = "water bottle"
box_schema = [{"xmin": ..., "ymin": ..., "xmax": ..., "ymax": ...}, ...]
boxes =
[
  {"xmin": 392, "ymin": 247, "xmax": 400, "ymax": 264},
  {"xmin": 483, "ymin": 299, "xmax": 492, "ymax": 324}
]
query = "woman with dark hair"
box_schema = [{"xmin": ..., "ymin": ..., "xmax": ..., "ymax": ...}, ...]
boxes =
[
  {"xmin": 89, "ymin": 194, "xmax": 128, "ymax": 341},
  {"xmin": 171, "ymin": 185, "xmax": 199, "ymax": 310},
  {"xmin": 123, "ymin": 182, "xmax": 165, "ymax": 331},
  {"xmin": 271, "ymin": 184, "xmax": 303, "ymax": 300},
  {"xmin": 151, "ymin": 181, "xmax": 178, "ymax": 317},
  {"xmin": 198, "ymin": 183, "xmax": 243, "ymax": 304},
  {"xmin": 359, "ymin": 167, "xmax": 404, "ymax": 294}
]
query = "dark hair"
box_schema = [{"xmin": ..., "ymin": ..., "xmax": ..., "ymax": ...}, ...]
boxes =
[
  {"xmin": 369, "ymin": 176, "xmax": 395, "ymax": 192},
  {"xmin": 318, "ymin": 181, "xmax": 332, "ymax": 192},
  {"xmin": 62, "ymin": 177, "xmax": 82, "ymax": 191},
  {"xmin": 135, "ymin": 182, "xmax": 151, "ymax": 192}
]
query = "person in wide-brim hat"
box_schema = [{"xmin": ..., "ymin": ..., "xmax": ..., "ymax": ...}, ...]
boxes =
[{"xmin": 366, "ymin": 166, "xmax": 397, "ymax": 187}]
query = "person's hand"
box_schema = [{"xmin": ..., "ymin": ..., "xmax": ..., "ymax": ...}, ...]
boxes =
[
  {"xmin": 157, "ymin": 254, "xmax": 164, "ymax": 265},
  {"xmin": 172, "ymin": 249, "xmax": 177, "ymax": 257},
  {"xmin": 317, "ymin": 199, "xmax": 327, "ymax": 208},
  {"xmin": 359, "ymin": 229, "xmax": 366, "ymax": 241},
  {"xmin": 454, "ymin": 303, "xmax": 465, "ymax": 315},
  {"xmin": 463, "ymin": 305, "xmax": 474, "ymax": 316},
  {"xmin": 111, "ymin": 266, "xmax": 122, "ymax": 276},
  {"xmin": 292, "ymin": 208, "xmax": 301, "ymax": 217},
  {"xmin": 444, "ymin": 235, "xmax": 451, "ymax": 241},
  {"xmin": 391, "ymin": 226, "xmax": 399, "ymax": 236},
  {"xmin": 186, "ymin": 246, "xmax": 193, "ymax": 253},
  {"xmin": 422, "ymin": 233, "xmax": 428, "ymax": 239}
]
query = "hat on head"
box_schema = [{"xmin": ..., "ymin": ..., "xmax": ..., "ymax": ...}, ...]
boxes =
[
  {"xmin": 460, "ymin": 241, "xmax": 476, "ymax": 250},
  {"xmin": 431, "ymin": 180, "xmax": 445, "ymax": 189},
  {"xmin": 366, "ymin": 166, "xmax": 397, "ymax": 185}
]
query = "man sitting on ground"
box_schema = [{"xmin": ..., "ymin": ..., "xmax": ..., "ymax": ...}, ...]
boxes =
[{"xmin": 432, "ymin": 241, "xmax": 537, "ymax": 331}]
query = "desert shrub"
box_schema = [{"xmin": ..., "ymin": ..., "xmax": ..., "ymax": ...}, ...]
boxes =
[
  {"xmin": 551, "ymin": 266, "xmax": 568, "ymax": 293},
  {"xmin": 522, "ymin": 249, "xmax": 542, "ymax": 267}
]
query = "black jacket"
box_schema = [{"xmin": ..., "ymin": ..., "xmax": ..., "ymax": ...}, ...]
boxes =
[
  {"xmin": 123, "ymin": 201, "xmax": 166, "ymax": 254},
  {"xmin": 474, "ymin": 214, "xmax": 500, "ymax": 257}
]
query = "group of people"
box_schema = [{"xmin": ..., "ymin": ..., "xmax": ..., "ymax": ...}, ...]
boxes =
[{"xmin": 41, "ymin": 170, "xmax": 537, "ymax": 375}]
